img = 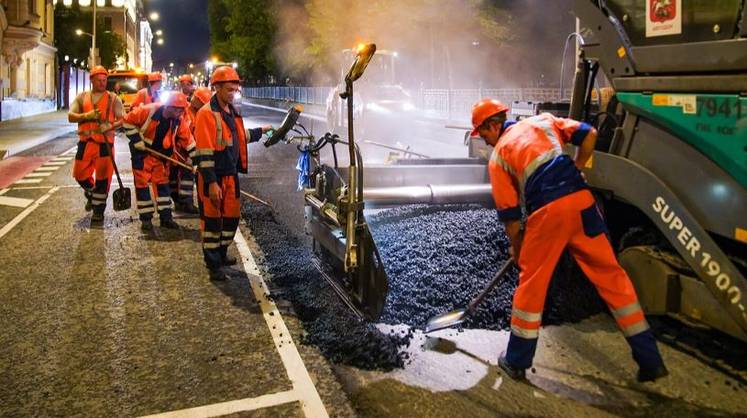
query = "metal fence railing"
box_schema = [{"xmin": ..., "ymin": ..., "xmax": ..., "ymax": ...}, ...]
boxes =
[
  {"xmin": 243, "ymin": 86, "xmax": 332, "ymax": 106},
  {"xmin": 243, "ymin": 86, "xmax": 573, "ymax": 120}
]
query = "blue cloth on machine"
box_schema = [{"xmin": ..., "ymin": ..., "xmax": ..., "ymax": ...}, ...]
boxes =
[{"xmin": 296, "ymin": 150, "xmax": 311, "ymax": 191}]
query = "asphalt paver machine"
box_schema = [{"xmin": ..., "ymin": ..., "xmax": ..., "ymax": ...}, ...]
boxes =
[{"xmin": 268, "ymin": 0, "xmax": 747, "ymax": 342}]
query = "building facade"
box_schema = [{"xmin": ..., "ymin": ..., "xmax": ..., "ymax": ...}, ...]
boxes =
[{"xmin": 1, "ymin": 0, "xmax": 57, "ymax": 120}]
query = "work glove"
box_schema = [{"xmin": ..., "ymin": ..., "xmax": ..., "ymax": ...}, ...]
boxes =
[
  {"xmin": 83, "ymin": 109, "xmax": 100, "ymax": 121},
  {"xmin": 133, "ymin": 141, "xmax": 146, "ymax": 151}
]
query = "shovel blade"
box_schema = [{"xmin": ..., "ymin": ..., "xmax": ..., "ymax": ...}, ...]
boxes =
[
  {"xmin": 424, "ymin": 308, "xmax": 468, "ymax": 333},
  {"xmin": 112, "ymin": 187, "xmax": 131, "ymax": 211}
]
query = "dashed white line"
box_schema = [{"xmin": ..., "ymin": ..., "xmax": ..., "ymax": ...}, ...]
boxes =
[
  {"xmin": 139, "ymin": 390, "xmax": 298, "ymax": 418},
  {"xmin": 24, "ymin": 172, "xmax": 52, "ymax": 178},
  {"xmin": 43, "ymin": 161, "xmax": 68, "ymax": 166},
  {"xmin": 0, "ymin": 196, "xmax": 34, "ymax": 208},
  {"xmin": 234, "ymin": 231, "xmax": 329, "ymax": 418},
  {"xmin": 34, "ymin": 166, "xmax": 61, "ymax": 172},
  {"xmin": 13, "ymin": 178, "xmax": 43, "ymax": 184},
  {"xmin": 0, "ymin": 186, "xmax": 60, "ymax": 240}
]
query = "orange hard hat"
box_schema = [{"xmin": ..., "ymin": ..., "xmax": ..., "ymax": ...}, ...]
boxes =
[
  {"xmin": 164, "ymin": 92, "xmax": 189, "ymax": 108},
  {"xmin": 193, "ymin": 87, "xmax": 213, "ymax": 105},
  {"xmin": 148, "ymin": 72, "xmax": 163, "ymax": 82},
  {"xmin": 470, "ymin": 98, "xmax": 509, "ymax": 136},
  {"xmin": 90, "ymin": 65, "xmax": 108, "ymax": 78},
  {"xmin": 210, "ymin": 66, "xmax": 240, "ymax": 85},
  {"xmin": 178, "ymin": 74, "xmax": 194, "ymax": 84}
]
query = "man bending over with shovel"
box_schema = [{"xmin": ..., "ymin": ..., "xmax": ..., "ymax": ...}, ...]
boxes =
[
  {"xmin": 471, "ymin": 99, "xmax": 668, "ymax": 383},
  {"xmin": 123, "ymin": 92, "xmax": 195, "ymax": 231}
]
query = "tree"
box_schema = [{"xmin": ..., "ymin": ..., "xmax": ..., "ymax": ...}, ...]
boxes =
[{"xmin": 54, "ymin": 5, "xmax": 127, "ymax": 69}]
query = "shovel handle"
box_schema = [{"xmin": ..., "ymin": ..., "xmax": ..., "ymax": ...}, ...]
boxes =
[
  {"xmin": 467, "ymin": 257, "xmax": 514, "ymax": 313},
  {"xmin": 143, "ymin": 147, "xmax": 196, "ymax": 173},
  {"xmin": 104, "ymin": 140, "xmax": 125, "ymax": 189}
]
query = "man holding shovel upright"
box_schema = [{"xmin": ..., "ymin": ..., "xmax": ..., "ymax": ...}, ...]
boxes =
[
  {"xmin": 471, "ymin": 99, "xmax": 667, "ymax": 383},
  {"xmin": 123, "ymin": 92, "xmax": 194, "ymax": 231},
  {"xmin": 194, "ymin": 66, "xmax": 272, "ymax": 281},
  {"xmin": 68, "ymin": 65, "xmax": 124, "ymax": 225}
]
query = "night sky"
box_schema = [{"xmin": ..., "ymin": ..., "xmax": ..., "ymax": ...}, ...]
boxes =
[{"xmin": 149, "ymin": 0, "xmax": 210, "ymax": 70}]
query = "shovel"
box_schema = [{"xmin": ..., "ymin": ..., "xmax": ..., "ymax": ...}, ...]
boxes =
[
  {"xmin": 142, "ymin": 146, "xmax": 196, "ymax": 173},
  {"xmin": 424, "ymin": 257, "xmax": 514, "ymax": 333},
  {"xmin": 104, "ymin": 139, "xmax": 131, "ymax": 211}
]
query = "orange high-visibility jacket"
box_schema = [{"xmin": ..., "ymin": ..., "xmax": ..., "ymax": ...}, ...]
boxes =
[
  {"xmin": 131, "ymin": 87, "xmax": 159, "ymax": 109},
  {"xmin": 194, "ymin": 96, "xmax": 262, "ymax": 184},
  {"xmin": 77, "ymin": 91, "xmax": 119, "ymax": 144},
  {"xmin": 123, "ymin": 103, "xmax": 193, "ymax": 157},
  {"xmin": 488, "ymin": 113, "xmax": 594, "ymax": 221}
]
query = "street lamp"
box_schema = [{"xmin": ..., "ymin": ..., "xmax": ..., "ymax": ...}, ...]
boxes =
[
  {"xmin": 157, "ymin": 38, "xmax": 164, "ymax": 46},
  {"xmin": 150, "ymin": 12, "xmax": 160, "ymax": 21},
  {"xmin": 155, "ymin": 29, "xmax": 163, "ymax": 36},
  {"xmin": 76, "ymin": 28, "xmax": 92, "ymax": 37}
]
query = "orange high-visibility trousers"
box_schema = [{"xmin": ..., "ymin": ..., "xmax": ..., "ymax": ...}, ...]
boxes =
[
  {"xmin": 197, "ymin": 173, "xmax": 241, "ymax": 270},
  {"xmin": 73, "ymin": 140, "xmax": 113, "ymax": 213},
  {"xmin": 505, "ymin": 189, "xmax": 663, "ymax": 370}
]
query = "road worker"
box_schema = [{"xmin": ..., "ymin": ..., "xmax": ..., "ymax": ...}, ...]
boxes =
[
  {"xmin": 194, "ymin": 66, "xmax": 272, "ymax": 281},
  {"xmin": 68, "ymin": 65, "xmax": 124, "ymax": 225},
  {"xmin": 169, "ymin": 88, "xmax": 212, "ymax": 214},
  {"xmin": 123, "ymin": 92, "xmax": 194, "ymax": 231},
  {"xmin": 131, "ymin": 72, "xmax": 162, "ymax": 109},
  {"xmin": 178, "ymin": 74, "xmax": 196, "ymax": 100},
  {"xmin": 471, "ymin": 98, "xmax": 668, "ymax": 383}
]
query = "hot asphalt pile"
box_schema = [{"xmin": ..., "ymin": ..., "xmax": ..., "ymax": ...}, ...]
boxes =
[
  {"xmin": 241, "ymin": 201, "xmax": 412, "ymax": 370},
  {"xmin": 367, "ymin": 204, "xmax": 608, "ymax": 330}
]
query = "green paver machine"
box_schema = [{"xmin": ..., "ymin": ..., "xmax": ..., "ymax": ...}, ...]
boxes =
[{"xmin": 570, "ymin": 0, "xmax": 747, "ymax": 340}]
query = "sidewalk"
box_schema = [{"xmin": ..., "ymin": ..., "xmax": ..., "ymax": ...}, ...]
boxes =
[{"xmin": 0, "ymin": 110, "xmax": 75, "ymax": 159}]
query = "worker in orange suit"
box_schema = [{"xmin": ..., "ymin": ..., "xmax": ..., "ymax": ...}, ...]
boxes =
[
  {"xmin": 471, "ymin": 98, "xmax": 667, "ymax": 383},
  {"xmin": 169, "ymin": 87, "xmax": 212, "ymax": 214},
  {"xmin": 178, "ymin": 74, "xmax": 196, "ymax": 100},
  {"xmin": 194, "ymin": 66, "xmax": 272, "ymax": 281},
  {"xmin": 68, "ymin": 65, "xmax": 124, "ymax": 225},
  {"xmin": 131, "ymin": 72, "xmax": 162, "ymax": 109},
  {"xmin": 123, "ymin": 92, "xmax": 194, "ymax": 231}
]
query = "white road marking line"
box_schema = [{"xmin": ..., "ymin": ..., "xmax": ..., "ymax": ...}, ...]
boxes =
[
  {"xmin": 43, "ymin": 161, "xmax": 68, "ymax": 166},
  {"xmin": 0, "ymin": 186, "xmax": 60, "ymax": 240},
  {"xmin": 0, "ymin": 196, "xmax": 34, "ymax": 208},
  {"xmin": 62, "ymin": 145, "xmax": 78, "ymax": 156},
  {"xmin": 13, "ymin": 178, "xmax": 43, "ymax": 184},
  {"xmin": 24, "ymin": 172, "xmax": 52, "ymax": 178},
  {"xmin": 139, "ymin": 390, "xmax": 298, "ymax": 418},
  {"xmin": 34, "ymin": 166, "xmax": 61, "ymax": 172},
  {"xmin": 234, "ymin": 231, "xmax": 329, "ymax": 418},
  {"xmin": 11, "ymin": 185, "xmax": 77, "ymax": 190}
]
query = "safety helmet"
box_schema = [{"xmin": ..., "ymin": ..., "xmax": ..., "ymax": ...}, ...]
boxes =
[
  {"xmin": 210, "ymin": 66, "xmax": 240, "ymax": 86},
  {"xmin": 193, "ymin": 87, "xmax": 213, "ymax": 105},
  {"xmin": 148, "ymin": 72, "xmax": 163, "ymax": 82},
  {"xmin": 164, "ymin": 92, "xmax": 189, "ymax": 108},
  {"xmin": 90, "ymin": 65, "xmax": 108, "ymax": 78},
  {"xmin": 178, "ymin": 74, "xmax": 194, "ymax": 84},
  {"xmin": 470, "ymin": 98, "xmax": 509, "ymax": 136}
]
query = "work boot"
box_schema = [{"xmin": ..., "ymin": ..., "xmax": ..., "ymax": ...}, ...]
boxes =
[
  {"xmin": 181, "ymin": 202, "xmax": 199, "ymax": 215},
  {"xmin": 498, "ymin": 355, "xmax": 526, "ymax": 380},
  {"xmin": 209, "ymin": 267, "xmax": 229, "ymax": 281},
  {"xmin": 90, "ymin": 211, "xmax": 104, "ymax": 224},
  {"xmin": 637, "ymin": 365, "xmax": 669, "ymax": 382},
  {"xmin": 222, "ymin": 254, "xmax": 238, "ymax": 266},
  {"xmin": 84, "ymin": 190, "xmax": 93, "ymax": 212},
  {"xmin": 160, "ymin": 218, "xmax": 180, "ymax": 229},
  {"xmin": 141, "ymin": 219, "xmax": 153, "ymax": 231}
]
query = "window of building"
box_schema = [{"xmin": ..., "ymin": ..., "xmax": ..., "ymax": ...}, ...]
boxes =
[{"xmin": 104, "ymin": 16, "xmax": 112, "ymax": 32}]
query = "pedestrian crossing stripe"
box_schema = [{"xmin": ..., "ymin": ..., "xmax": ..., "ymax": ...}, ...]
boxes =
[
  {"xmin": 24, "ymin": 172, "xmax": 52, "ymax": 178},
  {"xmin": 35, "ymin": 166, "xmax": 61, "ymax": 172},
  {"xmin": 0, "ymin": 196, "xmax": 34, "ymax": 208},
  {"xmin": 43, "ymin": 161, "xmax": 68, "ymax": 166},
  {"xmin": 13, "ymin": 178, "xmax": 43, "ymax": 184}
]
